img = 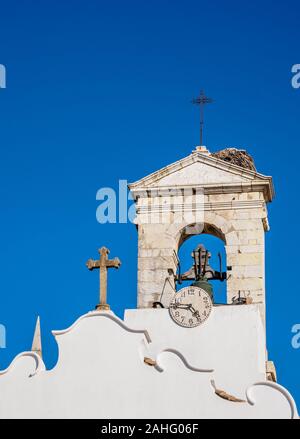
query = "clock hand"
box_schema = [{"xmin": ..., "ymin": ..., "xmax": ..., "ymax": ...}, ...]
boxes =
[
  {"xmin": 171, "ymin": 303, "xmax": 192, "ymax": 310},
  {"xmin": 192, "ymin": 310, "xmax": 201, "ymax": 321},
  {"xmin": 187, "ymin": 305, "xmax": 201, "ymax": 321},
  {"xmin": 172, "ymin": 303, "xmax": 202, "ymax": 321}
]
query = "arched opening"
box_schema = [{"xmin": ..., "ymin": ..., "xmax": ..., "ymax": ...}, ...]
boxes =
[
  {"xmin": 176, "ymin": 226, "xmax": 227, "ymax": 304},
  {"xmin": 178, "ymin": 223, "xmax": 226, "ymax": 248}
]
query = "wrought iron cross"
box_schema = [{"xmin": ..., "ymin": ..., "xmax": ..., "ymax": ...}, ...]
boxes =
[
  {"xmin": 192, "ymin": 90, "xmax": 213, "ymax": 146},
  {"xmin": 86, "ymin": 246, "xmax": 121, "ymax": 310}
]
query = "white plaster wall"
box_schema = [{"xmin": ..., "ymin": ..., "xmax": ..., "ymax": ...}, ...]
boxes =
[
  {"xmin": 125, "ymin": 305, "xmax": 266, "ymax": 397},
  {"xmin": 0, "ymin": 310, "xmax": 297, "ymax": 419}
]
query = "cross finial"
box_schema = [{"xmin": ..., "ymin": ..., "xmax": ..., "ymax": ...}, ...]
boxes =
[
  {"xmin": 192, "ymin": 90, "xmax": 213, "ymax": 146},
  {"xmin": 31, "ymin": 316, "xmax": 42, "ymax": 358},
  {"xmin": 86, "ymin": 246, "xmax": 121, "ymax": 311}
]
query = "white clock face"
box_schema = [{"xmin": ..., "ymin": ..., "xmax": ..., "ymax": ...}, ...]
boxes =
[{"xmin": 169, "ymin": 286, "xmax": 213, "ymax": 328}]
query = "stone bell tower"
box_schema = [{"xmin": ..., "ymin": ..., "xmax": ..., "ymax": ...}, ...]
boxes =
[{"xmin": 128, "ymin": 146, "xmax": 274, "ymax": 323}]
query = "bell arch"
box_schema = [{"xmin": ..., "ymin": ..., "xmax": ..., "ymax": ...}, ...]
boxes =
[
  {"xmin": 177, "ymin": 222, "xmax": 226, "ymax": 249},
  {"xmin": 176, "ymin": 229, "xmax": 228, "ymax": 304}
]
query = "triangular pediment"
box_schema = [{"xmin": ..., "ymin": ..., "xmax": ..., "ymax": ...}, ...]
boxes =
[{"xmin": 129, "ymin": 150, "xmax": 274, "ymax": 201}]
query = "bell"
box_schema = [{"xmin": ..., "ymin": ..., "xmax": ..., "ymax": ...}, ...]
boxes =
[
  {"xmin": 176, "ymin": 243, "xmax": 226, "ymax": 304},
  {"xmin": 192, "ymin": 278, "xmax": 214, "ymax": 302}
]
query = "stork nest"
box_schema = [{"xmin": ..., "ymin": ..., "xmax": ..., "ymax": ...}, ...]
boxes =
[{"xmin": 211, "ymin": 148, "xmax": 256, "ymax": 172}]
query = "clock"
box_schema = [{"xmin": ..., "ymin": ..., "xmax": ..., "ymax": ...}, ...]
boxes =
[{"xmin": 169, "ymin": 286, "xmax": 213, "ymax": 328}]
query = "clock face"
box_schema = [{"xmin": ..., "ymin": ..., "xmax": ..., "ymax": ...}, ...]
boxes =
[{"xmin": 169, "ymin": 286, "xmax": 213, "ymax": 328}]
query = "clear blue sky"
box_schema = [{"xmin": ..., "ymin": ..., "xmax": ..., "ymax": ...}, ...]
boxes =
[{"xmin": 0, "ymin": 0, "xmax": 300, "ymax": 408}]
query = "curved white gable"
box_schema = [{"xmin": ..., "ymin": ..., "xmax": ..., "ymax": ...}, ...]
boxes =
[{"xmin": 0, "ymin": 310, "xmax": 297, "ymax": 419}]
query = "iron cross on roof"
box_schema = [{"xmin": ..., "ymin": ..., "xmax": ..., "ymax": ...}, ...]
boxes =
[
  {"xmin": 86, "ymin": 246, "xmax": 121, "ymax": 311},
  {"xmin": 191, "ymin": 90, "xmax": 213, "ymax": 147}
]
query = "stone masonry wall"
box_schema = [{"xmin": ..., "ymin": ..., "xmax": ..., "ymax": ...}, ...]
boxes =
[{"xmin": 135, "ymin": 190, "xmax": 268, "ymax": 322}]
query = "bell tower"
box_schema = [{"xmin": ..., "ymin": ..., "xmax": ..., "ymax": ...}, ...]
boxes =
[{"xmin": 129, "ymin": 146, "xmax": 274, "ymax": 324}]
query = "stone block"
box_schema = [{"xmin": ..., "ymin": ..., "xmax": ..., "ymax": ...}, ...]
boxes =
[
  {"xmin": 139, "ymin": 257, "xmax": 175, "ymax": 271},
  {"xmin": 238, "ymin": 245, "xmax": 264, "ymax": 254},
  {"xmin": 246, "ymin": 192, "xmax": 261, "ymax": 201},
  {"xmin": 231, "ymin": 219, "xmax": 263, "ymax": 231},
  {"xmin": 226, "ymin": 231, "xmax": 240, "ymax": 245},
  {"xmin": 231, "ymin": 265, "xmax": 263, "ymax": 278},
  {"xmin": 238, "ymin": 230, "xmax": 264, "ymax": 241},
  {"xmin": 208, "ymin": 193, "xmax": 236, "ymax": 202},
  {"xmin": 228, "ymin": 277, "xmax": 264, "ymax": 291},
  {"xmin": 138, "ymin": 269, "xmax": 171, "ymax": 284},
  {"xmin": 225, "ymin": 245, "xmax": 239, "ymax": 254},
  {"xmin": 218, "ymin": 210, "xmax": 236, "ymax": 220},
  {"xmin": 227, "ymin": 253, "xmax": 263, "ymax": 266},
  {"xmin": 138, "ymin": 282, "xmax": 162, "ymax": 296},
  {"xmin": 234, "ymin": 211, "xmax": 252, "ymax": 220},
  {"xmin": 249, "ymin": 239, "xmax": 258, "ymax": 245},
  {"xmin": 249, "ymin": 208, "xmax": 265, "ymax": 219}
]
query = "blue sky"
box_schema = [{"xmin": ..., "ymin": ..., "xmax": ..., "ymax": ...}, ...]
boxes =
[{"xmin": 0, "ymin": 0, "xmax": 300, "ymax": 407}]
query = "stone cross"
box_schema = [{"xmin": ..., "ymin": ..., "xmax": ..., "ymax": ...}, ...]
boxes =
[{"xmin": 86, "ymin": 246, "xmax": 121, "ymax": 310}]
